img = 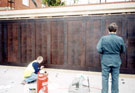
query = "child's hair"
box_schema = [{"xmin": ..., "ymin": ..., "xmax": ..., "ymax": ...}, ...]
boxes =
[{"xmin": 37, "ymin": 56, "xmax": 43, "ymax": 63}]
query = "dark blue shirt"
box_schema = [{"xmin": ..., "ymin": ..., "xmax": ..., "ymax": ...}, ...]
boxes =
[{"xmin": 32, "ymin": 62, "xmax": 40, "ymax": 74}]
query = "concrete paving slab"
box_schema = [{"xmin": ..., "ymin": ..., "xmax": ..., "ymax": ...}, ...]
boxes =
[
  {"xmin": 0, "ymin": 65, "xmax": 135, "ymax": 93},
  {"xmin": 0, "ymin": 66, "xmax": 25, "ymax": 93}
]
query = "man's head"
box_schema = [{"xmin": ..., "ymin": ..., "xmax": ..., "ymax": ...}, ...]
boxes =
[
  {"xmin": 37, "ymin": 56, "xmax": 43, "ymax": 63},
  {"xmin": 108, "ymin": 22, "xmax": 118, "ymax": 33}
]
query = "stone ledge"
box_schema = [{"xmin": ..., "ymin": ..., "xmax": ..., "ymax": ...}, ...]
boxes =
[{"xmin": 0, "ymin": 2, "xmax": 135, "ymax": 19}]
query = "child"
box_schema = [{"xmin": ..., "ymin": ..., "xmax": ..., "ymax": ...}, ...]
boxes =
[{"xmin": 22, "ymin": 56, "xmax": 44, "ymax": 85}]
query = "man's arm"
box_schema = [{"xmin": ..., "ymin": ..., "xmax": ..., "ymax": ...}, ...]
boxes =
[
  {"xmin": 120, "ymin": 38, "xmax": 126, "ymax": 54},
  {"xmin": 96, "ymin": 37, "xmax": 103, "ymax": 54}
]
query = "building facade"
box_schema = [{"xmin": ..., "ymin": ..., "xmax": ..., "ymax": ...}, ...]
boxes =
[
  {"xmin": 0, "ymin": 0, "xmax": 42, "ymax": 10},
  {"xmin": 62, "ymin": 0, "xmax": 134, "ymax": 5},
  {"xmin": 0, "ymin": 1, "xmax": 135, "ymax": 74}
]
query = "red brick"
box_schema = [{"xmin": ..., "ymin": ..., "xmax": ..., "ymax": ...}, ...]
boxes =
[{"xmin": 0, "ymin": 0, "xmax": 42, "ymax": 10}]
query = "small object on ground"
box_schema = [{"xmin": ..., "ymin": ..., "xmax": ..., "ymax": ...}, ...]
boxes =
[
  {"xmin": 29, "ymin": 88, "xmax": 36, "ymax": 93},
  {"xmin": 69, "ymin": 74, "xmax": 90, "ymax": 93},
  {"xmin": 21, "ymin": 80, "xmax": 36, "ymax": 85},
  {"xmin": 21, "ymin": 80, "xmax": 27, "ymax": 85}
]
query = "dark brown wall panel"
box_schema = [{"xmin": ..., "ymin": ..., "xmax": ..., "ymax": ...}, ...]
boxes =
[
  {"xmin": 86, "ymin": 21, "xmax": 94, "ymax": 67},
  {"xmin": 35, "ymin": 21, "xmax": 49, "ymax": 64},
  {"xmin": 40, "ymin": 22, "xmax": 49, "ymax": 64},
  {"xmin": 86, "ymin": 19, "xmax": 103, "ymax": 70},
  {"xmin": 0, "ymin": 14, "xmax": 135, "ymax": 74},
  {"xmin": 93, "ymin": 20, "xmax": 102, "ymax": 67},
  {"xmin": 67, "ymin": 20, "xmax": 85, "ymax": 67},
  {"xmin": 1, "ymin": 23, "xmax": 7, "ymax": 63},
  {"xmin": 20, "ymin": 23, "xmax": 36, "ymax": 63},
  {"xmin": 127, "ymin": 19, "xmax": 135, "ymax": 71},
  {"xmin": 0, "ymin": 23, "xmax": 2, "ymax": 63},
  {"xmin": 50, "ymin": 21, "xmax": 64, "ymax": 65},
  {"xmin": 26, "ymin": 23, "xmax": 34, "ymax": 62},
  {"xmin": 30, "ymin": 23, "xmax": 36, "ymax": 61},
  {"xmin": 35, "ymin": 22, "xmax": 43, "ymax": 57},
  {"xmin": 120, "ymin": 19, "xmax": 127, "ymax": 69},
  {"xmin": 21, "ymin": 23, "xmax": 27, "ymax": 63},
  {"xmin": 7, "ymin": 23, "xmax": 18, "ymax": 63}
]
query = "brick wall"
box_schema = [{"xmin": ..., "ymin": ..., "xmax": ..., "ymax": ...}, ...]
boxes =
[
  {"xmin": 0, "ymin": 0, "xmax": 42, "ymax": 10},
  {"xmin": 15, "ymin": 0, "xmax": 42, "ymax": 10},
  {"xmin": 0, "ymin": 0, "xmax": 8, "ymax": 7}
]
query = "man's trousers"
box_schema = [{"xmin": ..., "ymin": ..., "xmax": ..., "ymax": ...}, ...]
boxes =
[{"xmin": 101, "ymin": 64, "xmax": 120, "ymax": 93}]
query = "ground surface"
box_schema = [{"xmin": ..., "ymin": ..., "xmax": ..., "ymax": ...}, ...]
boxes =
[{"xmin": 0, "ymin": 65, "xmax": 135, "ymax": 93}]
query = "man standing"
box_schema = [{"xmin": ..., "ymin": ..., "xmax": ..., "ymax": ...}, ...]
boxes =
[{"xmin": 96, "ymin": 23, "xmax": 125, "ymax": 93}]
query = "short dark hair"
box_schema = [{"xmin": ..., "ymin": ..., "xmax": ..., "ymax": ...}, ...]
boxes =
[{"xmin": 108, "ymin": 23, "xmax": 118, "ymax": 32}]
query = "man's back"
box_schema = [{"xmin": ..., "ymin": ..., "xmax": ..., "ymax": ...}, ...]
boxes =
[
  {"xmin": 102, "ymin": 33, "xmax": 125, "ymax": 55},
  {"xmin": 97, "ymin": 33, "xmax": 125, "ymax": 67}
]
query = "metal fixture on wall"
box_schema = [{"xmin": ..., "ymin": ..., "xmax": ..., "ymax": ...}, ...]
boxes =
[
  {"xmin": 7, "ymin": 0, "xmax": 15, "ymax": 9},
  {"xmin": 32, "ymin": 0, "xmax": 38, "ymax": 8}
]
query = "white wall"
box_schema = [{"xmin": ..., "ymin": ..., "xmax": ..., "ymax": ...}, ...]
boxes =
[
  {"xmin": 106, "ymin": 0, "xmax": 127, "ymax": 2},
  {"xmin": 62, "ymin": 0, "xmax": 130, "ymax": 5},
  {"xmin": 22, "ymin": 0, "xmax": 29, "ymax": 6}
]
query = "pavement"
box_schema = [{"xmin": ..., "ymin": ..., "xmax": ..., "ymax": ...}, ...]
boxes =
[{"xmin": 0, "ymin": 65, "xmax": 135, "ymax": 93}]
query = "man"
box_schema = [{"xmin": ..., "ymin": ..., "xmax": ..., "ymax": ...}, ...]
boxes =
[
  {"xmin": 96, "ymin": 23, "xmax": 125, "ymax": 93},
  {"xmin": 22, "ymin": 56, "xmax": 44, "ymax": 85}
]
